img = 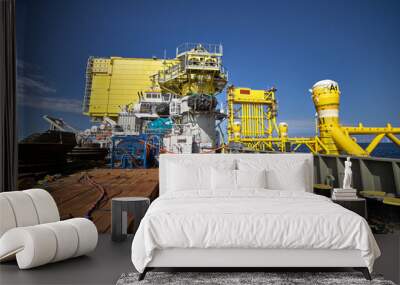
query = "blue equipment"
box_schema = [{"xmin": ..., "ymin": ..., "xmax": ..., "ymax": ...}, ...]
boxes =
[
  {"xmin": 110, "ymin": 134, "xmax": 161, "ymax": 169},
  {"xmin": 146, "ymin": 118, "xmax": 173, "ymax": 135}
]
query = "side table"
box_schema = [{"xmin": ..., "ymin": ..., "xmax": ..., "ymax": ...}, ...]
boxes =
[
  {"xmin": 332, "ymin": 197, "xmax": 367, "ymax": 219},
  {"xmin": 111, "ymin": 197, "xmax": 150, "ymax": 242}
]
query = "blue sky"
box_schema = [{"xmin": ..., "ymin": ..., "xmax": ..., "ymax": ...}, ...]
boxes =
[{"xmin": 16, "ymin": 0, "xmax": 400, "ymax": 139}]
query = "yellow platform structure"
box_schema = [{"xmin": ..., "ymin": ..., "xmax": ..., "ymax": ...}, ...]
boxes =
[
  {"xmin": 227, "ymin": 86, "xmax": 322, "ymax": 152},
  {"xmin": 83, "ymin": 57, "xmax": 177, "ymax": 120},
  {"xmin": 311, "ymin": 80, "xmax": 400, "ymax": 156},
  {"xmin": 227, "ymin": 81, "xmax": 400, "ymax": 156},
  {"xmin": 82, "ymin": 44, "xmax": 227, "ymax": 120},
  {"xmin": 228, "ymin": 86, "xmax": 278, "ymax": 150},
  {"xmin": 152, "ymin": 43, "xmax": 228, "ymax": 97}
]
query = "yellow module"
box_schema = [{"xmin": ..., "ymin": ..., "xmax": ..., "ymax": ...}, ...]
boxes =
[
  {"xmin": 227, "ymin": 86, "xmax": 322, "ymax": 152},
  {"xmin": 152, "ymin": 43, "xmax": 228, "ymax": 97},
  {"xmin": 310, "ymin": 79, "xmax": 400, "ymax": 156},
  {"xmin": 83, "ymin": 57, "xmax": 178, "ymax": 120},
  {"xmin": 227, "ymin": 86, "xmax": 280, "ymax": 151}
]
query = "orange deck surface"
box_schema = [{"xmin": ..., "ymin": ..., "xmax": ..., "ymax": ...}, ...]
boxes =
[{"xmin": 46, "ymin": 168, "xmax": 159, "ymax": 233}]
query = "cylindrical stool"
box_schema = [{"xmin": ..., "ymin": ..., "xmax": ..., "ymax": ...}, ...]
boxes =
[{"xmin": 111, "ymin": 197, "xmax": 150, "ymax": 242}]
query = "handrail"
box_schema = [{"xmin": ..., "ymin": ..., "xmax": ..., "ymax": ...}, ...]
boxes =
[{"xmin": 176, "ymin": 43, "xmax": 223, "ymax": 57}]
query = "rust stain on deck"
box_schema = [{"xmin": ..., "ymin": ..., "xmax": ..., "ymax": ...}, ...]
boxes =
[{"xmin": 46, "ymin": 168, "xmax": 159, "ymax": 233}]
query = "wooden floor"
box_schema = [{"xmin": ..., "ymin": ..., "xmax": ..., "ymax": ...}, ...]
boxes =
[{"xmin": 46, "ymin": 168, "xmax": 159, "ymax": 233}]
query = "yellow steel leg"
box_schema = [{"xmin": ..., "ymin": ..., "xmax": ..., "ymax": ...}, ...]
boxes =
[
  {"xmin": 365, "ymin": 133, "xmax": 385, "ymax": 154},
  {"xmin": 244, "ymin": 104, "xmax": 247, "ymax": 137},
  {"xmin": 253, "ymin": 104, "xmax": 256, "ymax": 137},
  {"xmin": 254, "ymin": 105, "xmax": 258, "ymax": 137},
  {"xmin": 245, "ymin": 104, "xmax": 248, "ymax": 137},
  {"xmin": 261, "ymin": 106, "xmax": 265, "ymax": 137},
  {"xmin": 252, "ymin": 104, "xmax": 254, "ymax": 136},
  {"xmin": 330, "ymin": 125, "xmax": 368, "ymax": 156},
  {"xmin": 255, "ymin": 105, "xmax": 258, "ymax": 137},
  {"xmin": 242, "ymin": 105, "xmax": 245, "ymax": 137},
  {"xmin": 249, "ymin": 104, "xmax": 253, "ymax": 136},
  {"xmin": 259, "ymin": 105, "xmax": 262, "ymax": 137},
  {"xmin": 387, "ymin": 133, "xmax": 400, "ymax": 147}
]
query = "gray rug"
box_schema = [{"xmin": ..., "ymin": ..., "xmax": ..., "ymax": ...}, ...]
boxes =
[{"xmin": 116, "ymin": 272, "xmax": 396, "ymax": 285}]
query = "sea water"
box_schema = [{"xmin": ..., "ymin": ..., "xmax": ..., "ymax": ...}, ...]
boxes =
[
  {"xmin": 297, "ymin": 143, "xmax": 400, "ymax": 159},
  {"xmin": 362, "ymin": 143, "xmax": 400, "ymax": 159}
]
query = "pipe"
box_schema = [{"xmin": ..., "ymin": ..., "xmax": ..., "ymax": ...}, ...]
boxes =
[
  {"xmin": 330, "ymin": 125, "xmax": 368, "ymax": 156},
  {"xmin": 365, "ymin": 133, "xmax": 385, "ymax": 154},
  {"xmin": 387, "ymin": 133, "xmax": 400, "ymax": 147}
]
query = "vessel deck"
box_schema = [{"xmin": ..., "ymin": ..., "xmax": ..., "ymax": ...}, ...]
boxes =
[{"xmin": 47, "ymin": 168, "xmax": 159, "ymax": 233}]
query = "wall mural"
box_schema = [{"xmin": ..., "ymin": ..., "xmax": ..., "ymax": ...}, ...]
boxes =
[{"xmin": 16, "ymin": 0, "xmax": 400, "ymax": 235}]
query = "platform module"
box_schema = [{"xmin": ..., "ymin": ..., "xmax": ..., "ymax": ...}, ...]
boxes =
[
  {"xmin": 227, "ymin": 86, "xmax": 322, "ymax": 152},
  {"xmin": 227, "ymin": 80, "xmax": 400, "ymax": 156},
  {"xmin": 83, "ymin": 57, "xmax": 178, "ymax": 120},
  {"xmin": 152, "ymin": 43, "xmax": 228, "ymax": 97},
  {"xmin": 82, "ymin": 43, "xmax": 228, "ymax": 157}
]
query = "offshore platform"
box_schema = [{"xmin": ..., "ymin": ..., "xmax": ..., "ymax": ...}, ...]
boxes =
[{"xmin": 81, "ymin": 43, "xmax": 400, "ymax": 163}]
